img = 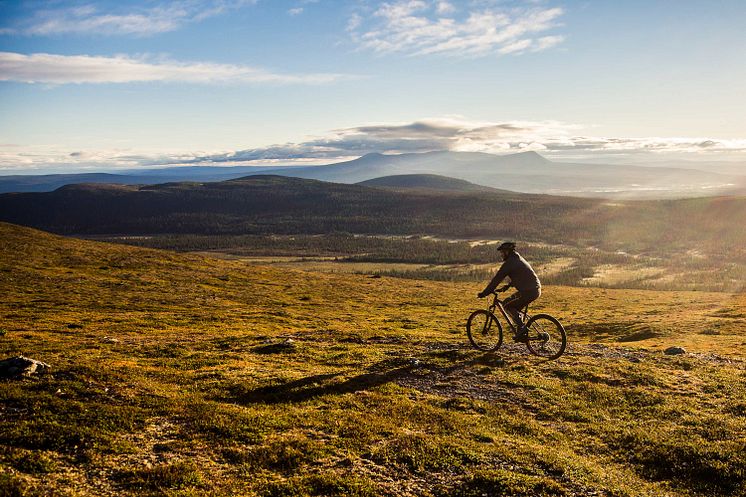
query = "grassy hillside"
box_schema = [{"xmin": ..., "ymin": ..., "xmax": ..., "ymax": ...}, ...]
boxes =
[{"xmin": 1, "ymin": 222, "xmax": 745, "ymax": 496}]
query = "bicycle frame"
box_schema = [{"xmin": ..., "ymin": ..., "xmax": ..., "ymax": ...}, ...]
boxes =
[{"xmin": 488, "ymin": 293, "xmax": 529, "ymax": 334}]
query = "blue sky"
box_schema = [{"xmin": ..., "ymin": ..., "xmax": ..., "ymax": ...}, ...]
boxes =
[{"xmin": 1, "ymin": 0, "xmax": 745, "ymax": 172}]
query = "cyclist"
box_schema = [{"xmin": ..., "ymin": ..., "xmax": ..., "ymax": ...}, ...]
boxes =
[{"xmin": 477, "ymin": 242, "xmax": 541, "ymax": 341}]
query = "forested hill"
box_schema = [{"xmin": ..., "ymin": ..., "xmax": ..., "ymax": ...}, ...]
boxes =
[
  {"xmin": 0, "ymin": 174, "xmax": 744, "ymax": 255},
  {"xmin": 0, "ymin": 175, "xmax": 583, "ymax": 240},
  {"xmin": 357, "ymin": 174, "xmax": 506, "ymax": 193}
]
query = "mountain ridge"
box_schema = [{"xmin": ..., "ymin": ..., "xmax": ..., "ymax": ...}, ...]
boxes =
[{"xmin": 1, "ymin": 150, "xmax": 741, "ymax": 197}]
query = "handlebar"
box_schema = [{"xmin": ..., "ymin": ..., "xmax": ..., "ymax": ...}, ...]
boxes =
[{"xmin": 478, "ymin": 285, "xmax": 511, "ymax": 298}]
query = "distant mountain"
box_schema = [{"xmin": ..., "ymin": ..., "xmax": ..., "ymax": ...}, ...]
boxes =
[
  {"xmin": 357, "ymin": 174, "xmax": 508, "ymax": 193},
  {"xmin": 0, "ymin": 150, "xmax": 742, "ymax": 198},
  {"xmin": 268, "ymin": 151, "xmax": 741, "ymax": 198},
  {"xmin": 121, "ymin": 164, "xmax": 285, "ymax": 180},
  {"xmin": 0, "ymin": 173, "xmax": 147, "ymax": 194},
  {"xmin": 264, "ymin": 151, "xmax": 550, "ymax": 184},
  {"xmin": 0, "ymin": 165, "xmax": 286, "ymax": 194}
]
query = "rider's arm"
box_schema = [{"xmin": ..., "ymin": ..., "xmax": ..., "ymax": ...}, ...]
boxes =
[{"xmin": 479, "ymin": 261, "xmax": 512, "ymax": 296}]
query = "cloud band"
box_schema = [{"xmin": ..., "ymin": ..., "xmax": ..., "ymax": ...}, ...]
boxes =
[
  {"xmin": 0, "ymin": 52, "xmax": 355, "ymax": 85},
  {"xmin": 2, "ymin": 1, "xmax": 258, "ymax": 37},
  {"xmin": 2, "ymin": 118, "xmax": 745, "ymax": 172}
]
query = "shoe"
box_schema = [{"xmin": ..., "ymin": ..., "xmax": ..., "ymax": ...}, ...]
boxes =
[{"xmin": 513, "ymin": 328, "xmax": 528, "ymax": 343}]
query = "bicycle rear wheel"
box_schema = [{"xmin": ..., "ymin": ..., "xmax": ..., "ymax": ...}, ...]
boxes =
[
  {"xmin": 524, "ymin": 314, "xmax": 566, "ymax": 359},
  {"xmin": 467, "ymin": 310, "xmax": 503, "ymax": 351}
]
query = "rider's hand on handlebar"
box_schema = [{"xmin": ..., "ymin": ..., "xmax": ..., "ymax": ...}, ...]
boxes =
[{"xmin": 477, "ymin": 291, "xmax": 488, "ymax": 298}]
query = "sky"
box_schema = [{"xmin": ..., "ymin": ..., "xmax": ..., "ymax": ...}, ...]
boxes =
[{"xmin": 1, "ymin": 0, "xmax": 745, "ymax": 173}]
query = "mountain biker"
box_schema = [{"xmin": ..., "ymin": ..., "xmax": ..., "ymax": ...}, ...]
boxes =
[{"xmin": 477, "ymin": 242, "xmax": 541, "ymax": 341}]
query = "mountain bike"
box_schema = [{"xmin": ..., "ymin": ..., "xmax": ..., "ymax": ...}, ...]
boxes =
[{"xmin": 466, "ymin": 288, "xmax": 567, "ymax": 359}]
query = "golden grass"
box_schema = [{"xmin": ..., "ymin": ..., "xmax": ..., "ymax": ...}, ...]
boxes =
[{"xmin": 1, "ymin": 222, "xmax": 745, "ymax": 496}]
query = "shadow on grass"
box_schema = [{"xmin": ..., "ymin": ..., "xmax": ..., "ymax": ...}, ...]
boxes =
[
  {"xmin": 226, "ymin": 363, "xmax": 420, "ymax": 405},
  {"xmin": 226, "ymin": 349, "xmax": 532, "ymax": 406}
]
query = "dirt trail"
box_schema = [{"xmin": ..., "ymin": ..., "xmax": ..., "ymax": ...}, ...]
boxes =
[{"xmin": 394, "ymin": 341, "xmax": 743, "ymax": 405}]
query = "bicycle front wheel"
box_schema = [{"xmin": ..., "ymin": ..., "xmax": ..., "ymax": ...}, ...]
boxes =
[
  {"xmin": 467, "ymin": 310, "xmax": 503, "ymax": 351},
  {"xmin": 525, "ymin": 314, "xmax": 566, "ymax": 359}
]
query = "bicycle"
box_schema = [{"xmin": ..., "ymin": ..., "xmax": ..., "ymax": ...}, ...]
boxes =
[{"xmin": 466, "ymin": 287, "xmax": 567, "ymax": 359}]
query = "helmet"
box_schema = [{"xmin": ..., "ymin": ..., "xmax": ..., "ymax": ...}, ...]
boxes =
[{"xmin": 496, "ymin": 241, "xmax": 516, "ymax": 251}]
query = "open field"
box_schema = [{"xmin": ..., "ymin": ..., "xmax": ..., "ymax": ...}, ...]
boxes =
[
  {"xmin": 2, "ymin": 222, "xmax": 746, "ymax": 496},
  {"xmin": 101, "ymin": 233, "xmax": 745, "ymax": 293}
]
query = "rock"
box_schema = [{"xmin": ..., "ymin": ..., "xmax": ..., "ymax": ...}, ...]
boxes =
[
  {"xmin": 664, "ymin": 346, "xmax": 687, "ymax": 356},
  {"xmin": 0, "ymin": 356, "xmax": 51, "ymax": 378},
  {"xmin": 102, "ymin": 336, "xmax": 120, "ymax": 344}
]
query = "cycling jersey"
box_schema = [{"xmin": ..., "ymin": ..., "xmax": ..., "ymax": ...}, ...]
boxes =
[{"xmin": 484, "ymin": 251, "xmax": 541, "ymax": 294}]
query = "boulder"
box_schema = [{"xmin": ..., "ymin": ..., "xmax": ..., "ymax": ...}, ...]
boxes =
[
  {"xmin": 664, "ymin": 346, "xmax": 687, "ymax": 356},
  {"xmin": 0, "ymin": 356, "xmax": 50, "ymax": 378}
]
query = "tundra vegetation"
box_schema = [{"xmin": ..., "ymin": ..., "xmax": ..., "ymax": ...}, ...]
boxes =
[{"xmin": 1, "ymin": 222, "xmax": 745, "ymax": 496}]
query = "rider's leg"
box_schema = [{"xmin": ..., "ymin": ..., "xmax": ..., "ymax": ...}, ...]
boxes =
[
  {"xmin": 503, "ymin": 294, "xmax": 523, "ymax": 327},
  {"xmin": 505, "ymin": 288, "xmax": 541, "ymax": 334}
]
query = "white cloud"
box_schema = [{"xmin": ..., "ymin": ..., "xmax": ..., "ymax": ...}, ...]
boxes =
[
  {"xmin": 4, "ymin": 118, "xmax": 746, "ymax": 172},
  {"xmin": 347, "ymin": 13, "xmax": 363, "ymax": 32},
  {"xmin": 498, "ymin": 38, "xmax": 532, "ymax": 54},
  {"xmin": 533, "ymin": 35, "xmax": 564, "ymax": 51},
  {"xmin": 184, "ymin": 118, "xmax": 746, "ymax": 164},
  {"xmin": 540, "ymin": 136, "xmax": 746, "ymax": 155},
  {"xmin": 0, "ymin": 146, "xmax": 162, "ymax": 172},
  {"xmin": 2, "ymin": 0, "xmax": 257, "ymax": 37},
  {"xmin": 435, "ymin": 2, "xmax": 456, "ymax": 15},
  {"xmin": 288, "ymin": 8, "xmax": 304, "ymax": 16},
  {"xmin": 349, "ymin": 1, "xmax": 565, "ymax": 57},
  {"xmin": 0, "ymin": 52, "xmax": 357, "ymax": 85}
]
